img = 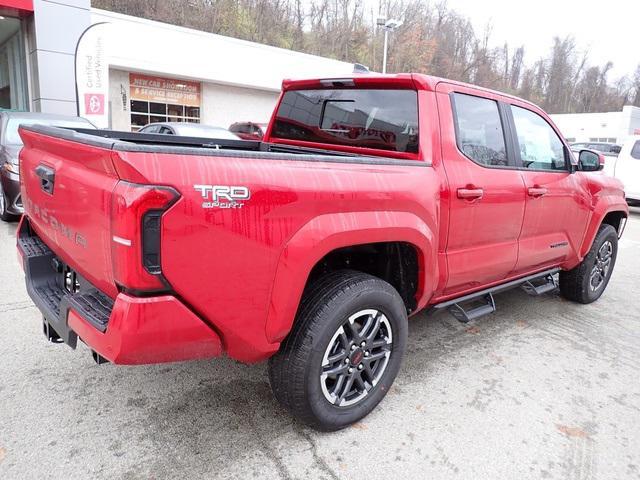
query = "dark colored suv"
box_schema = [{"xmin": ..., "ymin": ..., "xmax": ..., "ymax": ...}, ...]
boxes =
[{"xmin": 0, "ymin": 112, "xmax": 95, "ymax": 221}]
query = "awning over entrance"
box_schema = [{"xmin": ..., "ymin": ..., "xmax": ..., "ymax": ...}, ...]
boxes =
[{"xmin": 0, "ymin": 1, "xmax": 33, "ymax": 17}]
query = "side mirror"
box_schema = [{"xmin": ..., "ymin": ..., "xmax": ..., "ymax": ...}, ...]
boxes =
[
  {"xmin": 578, "ymin": 149, "xmax": 604, "ymax": 172},
  {"xmin": 611, "ymin": 145, "xmax": 621, "ymax": 155}
]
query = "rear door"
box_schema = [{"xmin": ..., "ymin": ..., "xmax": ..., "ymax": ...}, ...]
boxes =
[
  {"xmin": 436, "ymin": 83, "xmax": 526, "ymax": 296},
  {"xmin": 507, "ymin": 103, "xmax": 590, "ymax": 273}
]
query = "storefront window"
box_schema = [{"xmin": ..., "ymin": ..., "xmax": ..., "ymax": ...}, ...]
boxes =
[
  {"xmin": 185, "ymin": 106, "xmax": 200, "ymax": 117},
  {"xmin": 129, "ymin": 73, "xmax": 201, "ymax": 131},
  {"xmin": 130, "ymin": 114, "xmax": 149, "ymax": 129},
  {"xmin": 149, "ymin": 102, "xmax": 166, "ymax": 115},
  {"xmin": 168, "ymin": 104, "xmax": 183, "ymax": 116},
  {"xmin": 0, "ymin": 17, "xmax": 28, "ymax": 111}
]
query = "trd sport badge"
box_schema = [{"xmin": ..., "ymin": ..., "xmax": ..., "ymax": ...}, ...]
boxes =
[{"xmin": 194, "ymin": 185, "xmax": 251, "ymax": 209}]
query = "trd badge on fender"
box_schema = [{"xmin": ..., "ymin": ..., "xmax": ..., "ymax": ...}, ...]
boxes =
[{"xmin": 194, "ymin": 185, "xmax": 250, "ymax": 209}]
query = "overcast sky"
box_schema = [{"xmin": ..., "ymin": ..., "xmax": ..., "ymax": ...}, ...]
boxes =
[
  {"xmin": 367, "ymin": 0, "xmax": 638, "ymax": 79},
  {"xmin": 443, "ymin": 0, "xmax": 637, "ymax": 78}
]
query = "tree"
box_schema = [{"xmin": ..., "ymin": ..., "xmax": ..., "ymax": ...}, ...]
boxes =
[
  {"xmin": 633, "ymin": 66, "xmax": 640, "ymax": 107},
  {"xmin": 92, "ymin": 0, "xmax": 638, "ymax": 113}
]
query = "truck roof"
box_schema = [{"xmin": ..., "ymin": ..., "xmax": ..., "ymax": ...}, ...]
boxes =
[{"xmin": 282, "ymin": 73, "xmax": 540, "ymax": 111}]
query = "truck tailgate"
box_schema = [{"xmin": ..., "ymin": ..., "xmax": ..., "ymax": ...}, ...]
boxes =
[{"xmin": 19, "ymin": 128, "xmax": 120, "ymax": 298}]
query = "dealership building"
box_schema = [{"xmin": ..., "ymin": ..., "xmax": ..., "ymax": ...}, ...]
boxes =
[
  {"xmin": 0, "ymin": 0, "xmax": 355, "ymax": 130},
  {"xmin": 551, "ymin": 106, "xmax": 640, "ymax": 145},
  {"xmin": 4, "ymin": 1, "xmax": 640, "ymax": 139}
]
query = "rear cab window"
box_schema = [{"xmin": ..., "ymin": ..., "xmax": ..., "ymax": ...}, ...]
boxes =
[{"xmin": 271, "ymin": 88, "xmax": 419, "ymax": 155}]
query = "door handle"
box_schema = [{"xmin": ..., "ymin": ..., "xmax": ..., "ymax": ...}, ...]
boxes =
[
  {"xmin": 35, "ymin": 164, "xmax": 55, "ymax": 194},
  {"xmin": 527, "ymin": 187, "xmax": 547, "ymax": 197},
  {"xmin": 457, "ymin": 187, "xmax": 484, "ymax": 200}
]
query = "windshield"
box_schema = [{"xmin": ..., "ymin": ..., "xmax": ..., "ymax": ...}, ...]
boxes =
[{"xmin": 5, "ymin": 117, "xmax": 94, "ymax": 145}]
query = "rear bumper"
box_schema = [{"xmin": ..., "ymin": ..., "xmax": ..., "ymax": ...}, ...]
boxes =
[{"xmin": 17, "ymin": 217, "xmax": 223, "ymax": 365}]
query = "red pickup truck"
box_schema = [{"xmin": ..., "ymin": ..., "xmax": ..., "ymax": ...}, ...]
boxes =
[{"xmin": 17, "ymin": 74, "xmax": 628, "ymax": 430}]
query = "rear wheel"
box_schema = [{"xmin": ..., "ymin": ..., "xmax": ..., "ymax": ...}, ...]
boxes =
[
  {"xmin": 560, "ymin": 224, "xmax": 618, "ymax": 304},
  {"xmin": 268, "ymin": 271, "xmax": 408, "ymax": 431},
  {"xmin": 0, "ymin": 183, "xmax": 17, "ymax": 222}
]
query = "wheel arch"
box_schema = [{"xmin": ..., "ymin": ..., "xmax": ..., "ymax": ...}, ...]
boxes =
[
  {"xmin": 265, "ymin": 211, "xmax": 437, "ymax": 344},
  {"xmin": 579, "ymin": 203, "xmax": 628, "ymax": 259}
]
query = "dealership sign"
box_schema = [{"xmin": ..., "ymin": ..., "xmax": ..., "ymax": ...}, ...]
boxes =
[
  {"xmin": 130, "ymin": 73, "xmax": 200, "ymax": 107},
  {"xmin": 75, "ymin": 22, "xmax": 111, "ymax": 128}
]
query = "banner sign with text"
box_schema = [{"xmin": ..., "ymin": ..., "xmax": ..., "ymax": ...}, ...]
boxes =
[{"xmin": 75, "ymin": 22, "xmax": 111, "ymax": 128}]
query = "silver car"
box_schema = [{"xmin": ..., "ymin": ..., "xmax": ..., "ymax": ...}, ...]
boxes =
[{"xmin": 138, "ymin": 122, "xmax": 240, "ymax": 140}]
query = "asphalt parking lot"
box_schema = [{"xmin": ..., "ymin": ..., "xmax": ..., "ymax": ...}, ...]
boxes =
[{"xmin": 1, "ymin": 209, "xmax": 639, "ymax": 480}]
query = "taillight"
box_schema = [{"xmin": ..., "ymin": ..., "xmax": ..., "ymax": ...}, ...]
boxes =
[{"xmin": 110, "ymin": 181, "xmax": 179, "ymax": 293}]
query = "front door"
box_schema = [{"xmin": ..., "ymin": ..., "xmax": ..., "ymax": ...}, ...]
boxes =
[
  {"xmin": 507, "ymin": 103, "xmax": 591, "ymax": 273},
  {"xmin": 436, "ymin": 84, "xmax": 527, "ymax": 297}
]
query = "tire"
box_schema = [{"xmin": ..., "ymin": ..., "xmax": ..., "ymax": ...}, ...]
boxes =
[
  {"xmin": 559, "ymin": 224, "xmax": 618, "ymax": 304},
  {"xmin": 0, "ymin": 183, "xmax": 17, "ymax": 222},
  {"xmin": 268, "ymin": 270, "xmax": 408, "ymax": 431}
]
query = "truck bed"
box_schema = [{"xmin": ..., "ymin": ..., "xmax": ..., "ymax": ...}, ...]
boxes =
[{"xmin": 55, "ymin": 126, "xmax": 421, "ymax": 166}]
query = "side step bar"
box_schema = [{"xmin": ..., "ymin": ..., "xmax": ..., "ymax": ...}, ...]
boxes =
[
  {"xmin": 448, "ymin": 293, "xmax": 496, "ymax": 323},
  {"xmin": 432, "ymin": 268, "xmax": 560, "ymax": 323},
  {"xmin": 521, "ymin": 274, "xmax": 557, "ymax": 296}
]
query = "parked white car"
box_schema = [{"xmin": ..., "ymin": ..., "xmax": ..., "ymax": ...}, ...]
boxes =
[{"xmin": 602, "ymin": 135, "xmax": 640, "ymax": 205}]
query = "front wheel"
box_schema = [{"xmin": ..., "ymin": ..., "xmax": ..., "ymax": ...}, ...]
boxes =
[
  {"xmin": 560, "ymin": 224, "xmax": 618, "ymax": 304},
  {"xmin": 268, "ymin": 271, "xmax": 408, "ymax": 431}
]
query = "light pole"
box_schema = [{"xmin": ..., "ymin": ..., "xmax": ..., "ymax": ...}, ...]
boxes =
[{"xmin": 376, "ymin": 17, "xmax": 403, "ymax": 74}]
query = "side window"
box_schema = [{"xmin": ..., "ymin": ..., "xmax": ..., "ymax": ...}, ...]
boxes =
[
  {"xmin": 511, "ymin": 105, "xmax": 567, "ymax": 171},
  {"xmin": 452, "ymin": 93, "xmax": 508, "ymax": 167},
  {"xmin": 631, "ymin": 140, "xmax": 640, "ymax": 160},
  {"xmin": 141, "ymin": 124, "xmax": 159, "ymax": 134}
]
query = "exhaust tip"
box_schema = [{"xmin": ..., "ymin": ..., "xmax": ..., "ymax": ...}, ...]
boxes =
[
  {"xmin": 42, "ymin": 318, "xmax": 63, "ymax": 344},
  {"xmin": 91, "ymin": 350, "xmax": 109, "ymax": 365}
]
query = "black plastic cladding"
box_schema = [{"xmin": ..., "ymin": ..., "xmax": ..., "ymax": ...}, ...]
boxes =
[{"xmin": 17, "ymin": 218, "xmax": 114, "ymax": 344}]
